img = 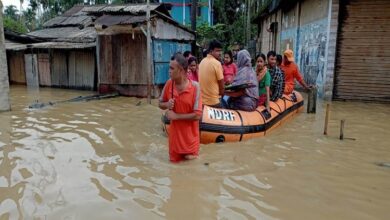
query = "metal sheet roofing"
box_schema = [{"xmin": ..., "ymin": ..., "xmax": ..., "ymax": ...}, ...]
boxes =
[
  {"xmin": 95, "ymin": 15, "xmax": 149, "ymax": 26},
  {"xmin": 28, "ymin": 27, "xmax": 96, "ymax": 42}
]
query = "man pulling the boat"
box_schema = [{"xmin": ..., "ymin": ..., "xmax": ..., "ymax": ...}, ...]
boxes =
[{"xmin": 159, "ymin": 53, "xmax": 202, "ymax": 163}]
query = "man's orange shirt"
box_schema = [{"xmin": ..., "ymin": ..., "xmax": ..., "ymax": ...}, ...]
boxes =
[
  {"xmin": 281, "ymin": 62, "xmax": 305, "ymax": 94},
  {"xmin": 160, "ymin": 79, "xmax": 202, "ymax": 156},
  {"xmin": 198, "ymin": 54, "xmax": 224, "ymax": 105}
]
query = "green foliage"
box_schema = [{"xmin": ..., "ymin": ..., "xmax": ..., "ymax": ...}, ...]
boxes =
[
  {"xmin": 197, "ymin": 23, "xmax": 228, "ymax": 48},
  {"xmin": 3, "ymin": 17, "xmax": 28, "ymax": 33},
  {"xmin": 4, "ymin": 5, "xmax": 19, "ymax": 20},
  {"xmin": 197, "ymin": 0, "xmax": 258, "ymax": 49}
]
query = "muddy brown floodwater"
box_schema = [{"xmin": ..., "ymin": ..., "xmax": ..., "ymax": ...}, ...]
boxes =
[{"xmin": 0, "ymin": 85, "xmax": 389, "ymax": 220}]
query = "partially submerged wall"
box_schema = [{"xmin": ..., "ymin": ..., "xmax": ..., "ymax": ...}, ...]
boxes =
[{"xmin": 257, "ymin": 0, "xmax": 338, "ymax": 99}]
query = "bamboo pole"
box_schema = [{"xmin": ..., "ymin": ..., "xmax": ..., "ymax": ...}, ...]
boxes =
[
  {"xmin": 146, "ymin": 0, "xmax": 152, "ymax": 104},
  {"xmin": 340, "ymin": 119, "xmax": 345, "ymax": 140},
  {"xmin": 323, "ymin": 104, "xmax": 330, "ymax": 135}
]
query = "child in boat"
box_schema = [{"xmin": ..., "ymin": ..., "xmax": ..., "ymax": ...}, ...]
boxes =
[
  {"xmin": 159, "ymin": 53, "xmax": 202, "ymax": 163},
  {"xmin": 256, "ymin": 53, "xmax": 271, "ymax": 112},
  {"xmin": 187, "ymin": 57, "xmax": 199, "ymax": 82},
  {"xmin": 222, "ymin": 50, "xmax": 237, "ymax": 85},
  {"xmin": 225, "ymin": 50, "xmax": 259, "ymax": 112}
]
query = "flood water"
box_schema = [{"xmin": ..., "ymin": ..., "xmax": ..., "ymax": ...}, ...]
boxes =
[{"xmin": 0, "ymin": 86, "xmax": 389, "ymax": 220}]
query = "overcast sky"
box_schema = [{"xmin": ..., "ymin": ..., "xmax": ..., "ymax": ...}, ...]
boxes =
[{"xmin": 3, "ymin": 0, "xmax": 29, "ymax": 9}]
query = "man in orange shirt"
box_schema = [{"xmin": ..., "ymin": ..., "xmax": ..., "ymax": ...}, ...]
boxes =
[
  {"xmin": 199, "ymin": 40, "xmax": 225, "ymax": 107},
  {"xmin": 159, "ymin": 53, "xmax": 202, "ymax": 163},
  {"xmin": 281, "ymin": 49, "xmax": 311, "ymax": 94}
]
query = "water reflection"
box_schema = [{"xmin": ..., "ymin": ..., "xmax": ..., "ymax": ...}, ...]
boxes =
[{"xmin": 0, "ymin": 86, "xmax": 389, "ymax": 220}]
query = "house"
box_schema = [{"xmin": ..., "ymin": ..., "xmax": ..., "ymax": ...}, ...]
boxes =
[
  {"xmin": 253, "ymin": 0, "xmax": 390, "ymax": 102},
  {"xmin": 5, "ymin": 3, "xmax": 195, "ymax": 97},
  {"xmin": 5, "ymin": 30, "xmax": 43, "ymax": 85},
  {"xmin": 161, "ymin": 0, "xmax": 213, "ymax": 26},
  {"xmin": 86, "ymin": 4, "xmax": 195, "ymax": 97},
  {"xmin": 6, "ymin": 5, "xmax": 97, "ymax": 90}
]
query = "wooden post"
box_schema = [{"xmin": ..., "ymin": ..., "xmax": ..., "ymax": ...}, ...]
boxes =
[
  {"xmin": 307, "ymin": 87, "xmax": 317, "ymax": 113},
  {"xmin": 323, "ymin": 104, "xmax": 330, "ymax": 135},
  {"xmin": 340, "ymin": 119, "xmax": 345, "ymax": 140},
  {"xmin": 0, "ymin": 1, "xmax": 10, "ymax": 112},
  {"xmin": 191, "ymin": 0, "xmax": 197, "ymax": 56},
  {"xmin": 246, "ymin": 0, "xmax": 251, "ymax": 47},
  {"xmin": 146, "ymin": 0, "xmax": 152, "ymax": 104}
]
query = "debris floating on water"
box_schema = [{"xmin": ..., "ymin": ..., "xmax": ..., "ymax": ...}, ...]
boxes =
[
  {"xmin": 376, "ymin": 162, "xmax": 390, "ymax": 168},
  {"xmin": 28, "ymin": 93, "xmax": 120, "ymax": 109}
]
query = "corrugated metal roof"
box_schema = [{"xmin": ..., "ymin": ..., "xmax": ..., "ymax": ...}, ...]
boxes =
[
  {"xmin": 82, "ymin": 4, "xmax": 163, "ymax": 15},
  {"xmin": 32, "ymin": 42, "xmax": 96, "ymax": 49},
  {"xmin": 28, "ymin": 27, "xmax": 96, "ymax": 42},
  {"xmin": 82, "ymin": 5, "xmax": 107, "ymax": 13},
  {"xmin": 5, "ymin": 42, "xmax": 27, "ymax": 51},
  {"xmin": 62, "ymin": 5, "xmax": 85, "ymax": 17},
  {"xmin": 6, "ymin": 41, "xmax": 96, "ymax": 51},
  {"xmin": 43, "ymin": 15, "xmax": 93, "ymax": 28},
  {"xmin": 95, "ymin": 15, "xmax": 148, "ymax": 26}
]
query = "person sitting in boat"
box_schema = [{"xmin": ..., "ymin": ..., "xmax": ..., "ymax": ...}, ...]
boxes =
[
  {"xmin": 281, "ymin": 49, "xmax": 311, "ymax": 95},
  {"xmin": 222, "ymin": 50, "xmax": 237, "ymax": 85},
  {"xmin": 183, "ymin": 50, "xmax": 192, "ymax": 60},
  {"xmin": 225, "ymin": 50, "xmax": 259, "ymax": 112},
  {"xmin": 199, "ymin": 40, "xmax": 225, "ymax": 108},
  {"xmin": 267, "ymin": 51, "xmax": 285, "ymax": 101},
  {"xmin": 256, "ymin": 53, "xmax": 271, "ymax": 112},
  {"xmin": 187, "ymin": 56, "xmax": 199, "ymax": 82},
  {"xmin": 276, "ymin": 54, "xmax": 283, "ymax": 67}
]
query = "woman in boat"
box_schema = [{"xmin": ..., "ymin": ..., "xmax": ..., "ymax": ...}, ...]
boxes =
[
  {"xmin": 187, "ymin": 56, "xmax": 199, "ymax": 82},
  {"xmin": 225, "ymin": 50, "xmax": 259, "ymax": 112},
  {"xmin": 256, "ymin": 53, "xmax": 271, "ymax": 112}
]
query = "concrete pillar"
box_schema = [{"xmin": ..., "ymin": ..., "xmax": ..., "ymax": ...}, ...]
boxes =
[
  {"xmin": 323, "ymin": 0, "xmax": 340, "ymax": 100},
  {"xmin": 0, "ymin": 1, "xmax": 10, "ymax": 111}
]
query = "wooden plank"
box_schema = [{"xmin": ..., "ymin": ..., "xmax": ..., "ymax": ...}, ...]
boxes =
[
  {"xmin": 24, "ymin": 54, "xmax": 39, "ymax": 87},
  {"xmin": 111, "ymin": 34, "xmax": 121, "ymax": 84},
  {"xmin": 336, "ymin": 84, "xmax": 390, "ymax": 90},
  {"xmin": 51, "ymin": 51, "xmax": 68, "ymax": 87},
  {"xmin": 9, "ymin": 52, "xmax": 26, "ymax": 84},
  {"xmin": 336, "ymin": 73, "xmax": 390, "ymax": 78},
  {"xmin": 120, "ymin": 34, "xmax": 130, "ymax": 84},
  {"xmin": 78, "ymin": 51, "xmax": 95, "ymax": 90},
  {"xmin": 38, "ymin": 53, "xmax": 51, "ymax": 86},
  {"xmin": 68, "ymin": 51, "xmax": 76, "ymax": 87}
]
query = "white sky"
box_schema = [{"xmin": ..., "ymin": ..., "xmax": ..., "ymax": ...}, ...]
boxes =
[{"xmin": 2, "ymin": 0, "xmax": 29, "ymax": 10}]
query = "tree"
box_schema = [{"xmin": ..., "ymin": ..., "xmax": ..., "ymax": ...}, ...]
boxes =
[
  {"xmin": 0, "ymin": 1, "xmax": 11, "ymax": 111},
  {"xmin": 4, "ymin": 5, "xmax": 18, "ymax": 20},
  {"xmin": 3, "ymin": 17, "xmax": 28, "ymax": 33},
  {"xmin": 3, "ymin": 5, "xmax": 27, "ymax": 33}
]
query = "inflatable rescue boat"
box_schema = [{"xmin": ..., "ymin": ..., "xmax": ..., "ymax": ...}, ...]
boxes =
[{"xmin": 162, "ymin": 91, "xmax": 304, "ymax": 144}]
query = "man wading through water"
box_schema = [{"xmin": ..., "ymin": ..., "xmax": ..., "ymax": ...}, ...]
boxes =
[{"xmin": 159, "ymin": 53, "xmax": 202, "ymax": 163}]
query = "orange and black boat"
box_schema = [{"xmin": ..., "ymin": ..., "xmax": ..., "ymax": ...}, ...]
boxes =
[{"xmin": 162, "ymin": 91, "xmax": 304, "ymax": 144}]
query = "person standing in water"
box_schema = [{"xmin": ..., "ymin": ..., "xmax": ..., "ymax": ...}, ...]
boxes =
[{"xmin": 159, "ymin": 53, "xmax": 202, "ymax": 163}]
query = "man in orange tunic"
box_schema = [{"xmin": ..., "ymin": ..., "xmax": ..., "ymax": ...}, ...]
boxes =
[
  {"xmin": 281, "ymin": 49, "xmax": 311, "ymax": 94},
  {"xmin": 159, "ymin": 53, "xmax": 202, "ymax": 163}
]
